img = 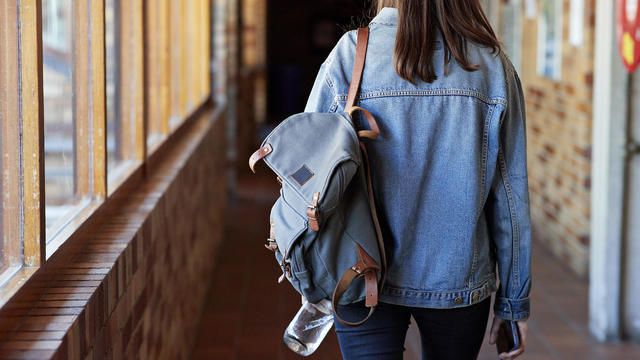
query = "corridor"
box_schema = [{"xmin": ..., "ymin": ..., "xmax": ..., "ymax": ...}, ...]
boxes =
[{"xmin": 2, "ymin": 1, "xmax": 640, "ymax": 359}]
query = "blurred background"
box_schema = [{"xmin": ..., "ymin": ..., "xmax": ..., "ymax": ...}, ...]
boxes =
[{"xmin": 2, "ymin": 0, "xmax": 640, "ymax": 359}]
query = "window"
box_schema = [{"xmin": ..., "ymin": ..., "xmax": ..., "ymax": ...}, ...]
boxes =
[
  {"xmin": 1, "ymin": 0, "xmax": 212, "ymax": 305},
  {"xmin": 569, "ymin": 0, "xmax": 584, "ymax": 47},
  {"xmin": 538, "ymin": 0, "xmax": 563, "ymax": 80},
  {"xmin": 146, "ymin": 0, "xmax": 171, "ymax": 149},
  {"xmin": 148, "ymin": 0, "xmax": 210, "ymax": 146},
  {"xmin": 42, "ymin": 0, "xmax": 80, "ymax": 236},
  {"xmin": 170, "ymin": 0, "xmax": 186, "ymax": 128},
  {"xmin": 0, "ymin": 0, "xmax": 46, "ymax": 296},
  {"xmin": 500, "ymin": 0, "xmax": 523, "ymax": 73},
  {"xmin": 106, "ymin": 0, "xmax": 141, "ymax": 185},
  {"xmin": 42, "ymin": 0, "xmax": 107, "ymax": 255}
]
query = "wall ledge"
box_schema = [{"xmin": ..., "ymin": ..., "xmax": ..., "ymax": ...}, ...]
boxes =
[{"xmin": 0, "ymin": 102, "xmax": 226, "ymax": 359}]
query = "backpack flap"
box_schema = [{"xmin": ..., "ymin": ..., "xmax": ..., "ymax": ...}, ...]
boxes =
[{"xmin": 259, "ymin": 111, "xmax": 362, "ymax": 219}]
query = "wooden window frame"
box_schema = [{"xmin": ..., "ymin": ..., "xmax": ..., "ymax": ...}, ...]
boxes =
[
  {"xmin": 145, "ymin": 0, "xmax": 172, "ymax": 154},
  {"xmin": 0, "ymin": 0, "xmax": 213, "ymax": 308},
  {"xmin": 106, "ymin": 0, "xmax": 146, "ymax": 193},
  {"xmin": 0, "ymin": 0, "xmax": 45, "ymax": 306},
  {"xmin": 45, "ymin": 0, "xmax": 108, "ymax": 258},
  {"xmin": 1, "ymin": 1, "xmax": 24, "ymax": 284}
]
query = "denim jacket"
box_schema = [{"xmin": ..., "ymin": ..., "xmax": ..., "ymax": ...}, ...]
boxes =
[{"xmin": 304, "ymin": 8, "xmax": 531, "ymax": 321}]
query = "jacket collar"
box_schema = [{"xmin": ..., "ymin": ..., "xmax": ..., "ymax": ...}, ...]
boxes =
[{"xmin": 370, "ymin": 7, "xmax": 398, "ymax": 25}]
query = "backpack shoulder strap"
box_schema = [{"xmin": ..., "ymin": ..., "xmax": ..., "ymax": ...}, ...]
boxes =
[
  {"xmin": 332, "ymin": 27, "xmax": 390, "ymax": 327},
  {"xmin": 345, "ymin": 27, "xmax": 370, "ymax": 112}
]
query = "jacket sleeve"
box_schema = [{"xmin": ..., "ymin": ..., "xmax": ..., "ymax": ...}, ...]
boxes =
[
  {"xmin": 304, "ymin": 60, "xmax": 338, "ymax": 113},
  {"xmin": 486, "ymin": 59, "xmax": 532, "ymax": 321}
]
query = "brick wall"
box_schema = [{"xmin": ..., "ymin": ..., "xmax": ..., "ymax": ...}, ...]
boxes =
[
  {"xmin": 0, "ymin": 109, "xmax": 227, "ymax": 359},
  {"xmin": 496, "ymin": 0, "xmax": 595, "ymax": 276},
  {"xmin": 98, "ymin": 115, "xmax": 227, "ymax": 359}
]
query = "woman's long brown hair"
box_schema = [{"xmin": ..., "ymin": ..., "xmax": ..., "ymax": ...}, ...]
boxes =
[{"xmin": 374, "ymin": 0, "xmax": 500, "ymax": 84}]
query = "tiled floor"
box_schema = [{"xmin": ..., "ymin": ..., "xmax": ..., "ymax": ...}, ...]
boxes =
[{"xmin": 191, "ymin": 175, "xmax": 640, "ymax": 359}]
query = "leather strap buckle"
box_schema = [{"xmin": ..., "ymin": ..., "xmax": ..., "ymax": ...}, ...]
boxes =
[
  {"xmin": 266, "ymin": 219, "xmax": 278, "ymax": 251},
  {"xmin": 278, "ymin": 249, "xmax": 291, "ymax": 284},
  {"xmin": 306, "ymin": 192, "xmax": 321, "ymax": 231},
  {"xmin": 265, "ymin": 238, "xmax": 278, "ymax": 252},
  {"xmin": 332, "ymin": 244, "xmax": 382, "ymax": 326}
]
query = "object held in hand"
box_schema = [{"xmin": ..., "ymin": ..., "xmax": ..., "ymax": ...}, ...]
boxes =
[{"xmin": 496, "ymin": 320, "xmax": 520, "ymax": 355}]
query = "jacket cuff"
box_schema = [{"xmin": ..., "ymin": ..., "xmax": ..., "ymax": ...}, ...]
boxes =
[{"xmin": 493, "ymin": 297, "xmax": 530, "ymax": 321}]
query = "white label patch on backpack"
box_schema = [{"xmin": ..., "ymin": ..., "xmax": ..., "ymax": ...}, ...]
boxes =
[{"xmin": 290, "ymin": 165, "xmax": 314, "ymax": 186}]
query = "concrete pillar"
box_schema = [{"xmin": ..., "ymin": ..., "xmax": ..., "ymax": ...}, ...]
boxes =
[{"xmin": 590, "ymin": 0, "xmax": 629, "ymax": 342}]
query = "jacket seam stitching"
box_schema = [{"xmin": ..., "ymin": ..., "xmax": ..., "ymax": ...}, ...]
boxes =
[
  {"xmin": 470, "ymin": 104, "xmax": 495, "ymax": 285},
  {"xmin": 325, "ymin": 71, "xmax": 336, "ymax": 94},
  {"xmin": 335, "ymin": 90, "xmax": 506, "ymax": 106},
  {"xmin": 382, "ymin": 275, "xmax": 496, "ymax": 297},
  {"xmin": 497, "ymin": 146, "xmax": 520, "ymax": 296},
  {"xmin": 322, "ymin": 63, "xmax": 339, "ymax": 112},
  {"xmin": 480, "ymin": 105, "xmax": 494, "ymax": 207},
  {"xmin": 369, "ymin": 21, "xmax": 396, "ymax": 26}
]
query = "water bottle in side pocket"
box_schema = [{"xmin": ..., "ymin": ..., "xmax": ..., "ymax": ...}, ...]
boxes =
[{"xmin": 283, "ymin": 298, "xmax": 333, "ymax": 356}]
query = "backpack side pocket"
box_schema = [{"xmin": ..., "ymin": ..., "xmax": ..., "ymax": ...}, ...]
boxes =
[{"xmin": 270, "ymin": 194, "xmax": 325, "ymax": 301}]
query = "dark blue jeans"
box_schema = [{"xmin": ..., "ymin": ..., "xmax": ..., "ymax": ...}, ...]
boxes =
[{"xmin": 333, "ymin": 296, "xmax": 491, "ymax": 360}]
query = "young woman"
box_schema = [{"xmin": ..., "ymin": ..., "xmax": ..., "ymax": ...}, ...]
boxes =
[{"xmin": 304, "ymin": 1, "xmax": 531, "ymax": 359}]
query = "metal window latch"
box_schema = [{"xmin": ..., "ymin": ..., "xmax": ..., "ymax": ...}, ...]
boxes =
[{"xmin": 626, "ymin": 141, "xmax": 640, "ymax": 158}]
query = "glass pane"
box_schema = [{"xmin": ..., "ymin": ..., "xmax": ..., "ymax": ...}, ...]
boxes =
[
  {"xmin": 500, "ymin": 2, "xmax": 522, "ymax": 73},
  {"xmin": 106, "ymin": 0, "xmax": 136, "ymax": 181},
  {"xmin": 146, "ymin": 0, "xmax": 166, "ymax": 148},
  {"xmin": 106, "ymin": 0, "xmax": 121, "ymax": 171},
  {"xmin": 42, "ymin": 0, "xmax": 79, "ymax": 236},
  {"xmin": 170, "ymin": 0, "xmax": 184, "ymax": 126},
  {"xmin": 186, "ymin": 0, "xmax": 195, "ymax": 111},
  {"xmin": 538, "ymin": 0, "xmax": 562, "ymax": 79}
]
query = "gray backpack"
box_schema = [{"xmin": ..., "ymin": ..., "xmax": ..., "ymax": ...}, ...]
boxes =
[{"xmin": 249, "ymin": 27, "xmax": 386, "ymax": 326}]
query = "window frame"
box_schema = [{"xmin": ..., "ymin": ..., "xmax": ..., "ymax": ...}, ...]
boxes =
[
  {"xmin": 44, "ymin": 0, "xmax": 107, "ymax": 257},
  {"xmin": 0, "ymin": 0, "xmax": 45, "ymax": 305},
  {"xmin": 0, "ymin": 0, "xmax": 213, "ymax": 308},
  {"xmin": 537, "ymin": 0, "xmax": 563, "ymax": 80},
  {"xmin": 145, "ymin": 0, "xmax": 172, "ymax": 153},
  {"xmin": 1, "ymin": 0, "xmax": 24, "ymax": 280}
]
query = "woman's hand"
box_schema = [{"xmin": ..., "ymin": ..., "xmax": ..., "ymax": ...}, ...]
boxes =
[{"xmin": 488, "ymin": 317, "xmax": 528, "ymax": 360}]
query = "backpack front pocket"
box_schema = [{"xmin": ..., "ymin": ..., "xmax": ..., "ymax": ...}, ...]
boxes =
[
  {"xmin": 270, "ymin": 195, "xmax": 307, "ymax": 262},
  {"xmin": 270, "ymin": 195, "xmax": 326, "ymax": 301}
]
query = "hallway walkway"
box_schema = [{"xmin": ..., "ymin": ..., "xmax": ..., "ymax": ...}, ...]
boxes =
[{"xmin": 191, "ymin": 174, "xmax": 640, "ymax": 360}]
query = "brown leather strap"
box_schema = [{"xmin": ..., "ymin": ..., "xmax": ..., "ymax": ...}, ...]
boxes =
[
  {"xmin": 331, "ymin": 26, "xmax": 387, "ymax": 327},
  {"xmin": 349, "ymin": 106, "xmax": 380, "ymax": 139},
  {"xmin": 332, "ymin": 268, "xmax": 376, "ymax": 326},
  {"xmin": 360, "ymin": 142, "xmax": 387, "ymax": 290},
  {"xmin": 353, "ymin": 245, "xmax": 380, "ymax": 307},
  {"xmin": 307, "ymin": 192, "xmax": 321, "ymax": 231},
  {"xmin": 332, "ymin": 244, "xmax": 381, "ymax": 326},
  {"xmin": 330, "ymin": 143, "xmax": 388, "ymax": 327},
  {"xmin": 349, "ymin": 30, "xmax": 385, "ymax": 282},
  {"xmin": 345, "ymin": 27, "xmax": 370, "ymax": 112},
  {"xmin": 331, "ymin": 143, "xmax": 387, "ymax": 327},
  {"xmin": 249, "ymin": 144, "xmax": 273, "ymax": 173},
  {"xmin": 265, "ymin": 220, "xmax": 278, "ymax": 251}
]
